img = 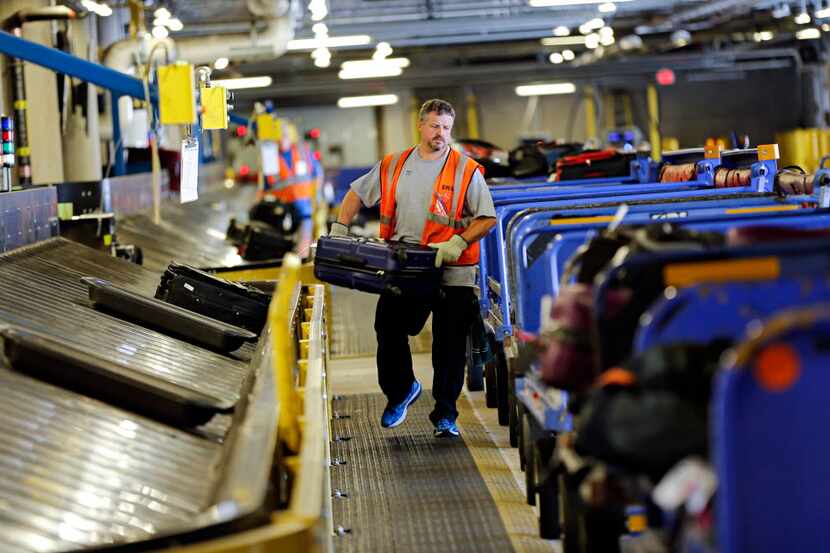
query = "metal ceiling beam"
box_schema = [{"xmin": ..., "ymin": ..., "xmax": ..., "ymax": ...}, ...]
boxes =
[{"xmin": 229, "ymin": 48, "xmax": 800, "ymax": 104}]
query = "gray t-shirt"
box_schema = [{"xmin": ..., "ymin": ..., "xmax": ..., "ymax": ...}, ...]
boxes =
[{"xmin": 350, "ymin": 147, "xmax": 496, "ymax": 287}]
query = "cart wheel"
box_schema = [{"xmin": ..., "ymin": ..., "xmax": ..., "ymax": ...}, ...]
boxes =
[
  {"xmin": 561, "ymin": 472, "xmax": 583, "ymax": 553},
  {"xmin": 508, "ymin": 392, "xmax": 519, "ymax": 447},
  {"xmin": 496, "ymin": 352, "xmax": 509, "ymax": 426},
  {"xmin": 523, "ymin": 414, "xmax": 536, "ymax": 505},
  {"xmin": 465, "ymin": 335, "xmax": 485, "ymax": 391},
  {"xmin": 484, "ymin": 360, "xmax": 497, "ymax": 408},
  {"xmin": 536, "ymin": 437, "xmax": 561, "ymax": 540}
]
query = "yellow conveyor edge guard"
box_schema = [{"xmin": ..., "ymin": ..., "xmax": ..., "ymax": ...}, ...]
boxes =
[{"xmin": 160, "ymin": 259, "xmax": 333, "ymax": 553}]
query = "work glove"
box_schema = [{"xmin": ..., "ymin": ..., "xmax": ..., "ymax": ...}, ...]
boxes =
[
  {"xmin": 329, "ymin": 222, "xmax": 349, "ymax": 237},
  {"xmin": 428, "ymin": 234, "xmax": 468, "ymax": 268}
]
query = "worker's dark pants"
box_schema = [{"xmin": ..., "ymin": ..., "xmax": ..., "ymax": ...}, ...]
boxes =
[{"xmin": 375, "ymin": 286, "xmax": 477, "ymax": 424}]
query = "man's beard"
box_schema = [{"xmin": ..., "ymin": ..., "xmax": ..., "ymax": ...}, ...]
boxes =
[{"xmin": 429, "ymin": 138, "xmax": 444, "ymax": 151}]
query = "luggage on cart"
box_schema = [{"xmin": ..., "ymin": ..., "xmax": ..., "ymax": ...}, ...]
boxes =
[
  {"xmin": 314, "ymin": 235, "xmax": 443, "ymax": 296},
  {"xmin": 555, "ymin": 150, "xmax": 633, "ymax": 181},
  {"xmin": 83, "ymin": 276, "xmax": 257, "ymax": 352},
  {"xmin": 249, "ymin": 197, "xmax": 300, "ymax": 234},
  {"xmin": 156, "ymin": 263, "xmax": 271, "ymax": 334},
  {"xmin": 0, "ymin": 326, "xmax": 234, "ymax": 427},
  {"xmin": 239, "ymin": 222, "xmax": 294, "ymax": 261}
]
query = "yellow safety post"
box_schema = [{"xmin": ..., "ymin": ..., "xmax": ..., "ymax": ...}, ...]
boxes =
[
  {"xmin": 584, "ymin": 86, "xmax": 597, "ymax": 141},
  {"xmin": 623, "ymin": 94, "xmax": 634, "ymax": 128},
  {"xmin": 466, "ymin": 91, "xmax": 480, "ymax": 139},
  {"xmin": 604, "ymin": 93, "xmax": 615, "ymax": 133},
  {"xmin": 272, "ymin": 254, "xmax": 302, "ymax": 453},
  {"xmin": 647, "ymin": 84, "xmax": 662, "ymax": 162}
]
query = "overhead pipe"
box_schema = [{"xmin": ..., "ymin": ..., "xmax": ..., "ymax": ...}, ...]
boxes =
[
  {"xmin": 174, "ymin": 0, "xmax": 293, "ymax": 65},
  {"xmin": 2, "ymin": 6, "xmax": 76, "ymax": 187}
]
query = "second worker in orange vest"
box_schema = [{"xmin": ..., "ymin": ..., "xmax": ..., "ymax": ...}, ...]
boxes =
[{"xmin": 332, "ymin": 99, "xmax": 497, "ymax": 437}]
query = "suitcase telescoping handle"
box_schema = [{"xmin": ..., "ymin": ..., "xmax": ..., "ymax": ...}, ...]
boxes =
[{"xmin": 337, "ymin": 253, "xmax": 368, "ymax": 266}]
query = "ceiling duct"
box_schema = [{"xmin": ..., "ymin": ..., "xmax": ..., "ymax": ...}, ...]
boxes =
[
  {"xmin": 176, "ymin": 0, "xmax": 294, "ymax": 64},
  {"xmin": 104, "ymin": 0, "xmax": 294, "ymax": 71}
]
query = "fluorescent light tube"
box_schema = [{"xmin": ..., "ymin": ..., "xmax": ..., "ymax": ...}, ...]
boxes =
[
  {"xmin": 515, "ymin": 83, "xmax": 576, "ymax": 96},
  {"xmin": 338, "ymin": 66, "xmax": 402, "ymax": 79},
  {"xmin": 287, "ymin": 35, "xmax": 372, "ymax": 50},
  {"xmin": 530, "ymin": 0, "xmax": 632, "ymax": 6},
  {"xmin": 796, "ymin": 27, "xmax": 821, "ymax": 39},
  {"xmin": 541, "ymin": 36, "xmax": 586, "ymax": 46},
  {"xmin": 212, "ymin": 76, "xmax": 273, "ymax": 90},
  {"xmin": 340, "ymin": 58, "xmax": 410, "ymax": 70},
  {"xmin": 338, "ymin": 94, "xmax": 399, "ymax": 108}
]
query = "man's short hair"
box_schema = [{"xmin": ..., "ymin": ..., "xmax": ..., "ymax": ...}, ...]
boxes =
[{"xmin": 419, "ymin": 99, "xmax": 455, "ymax": 121}]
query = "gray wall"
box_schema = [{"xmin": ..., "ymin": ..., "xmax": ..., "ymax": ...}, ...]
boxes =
[
  {"xmin": 658, "ymin": 69, "xmax": 803, "ymax": 148},
  {"xmin": 278, "ymin": 105, "xmax": 378, "ymax": 166}
]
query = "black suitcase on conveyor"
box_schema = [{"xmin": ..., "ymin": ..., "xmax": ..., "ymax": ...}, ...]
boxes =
[
  {"xmin": 156, "ymin": 263, "xmax": 271, "ymax": 334},
  {"xmin": 314, "ymin": 235, "xmax": 444, "ymax": 296},
  {"xmin": 0, "ymin": 326, "xmax": 234, "ymax": 427},
  {"xmin": 83, "ymin": 277, "xmax": 258, "ymax": 352},
  {"xmin": 249, "ymin": 197, "xmax": 300, "ymax": 234},
  {"xmin": 240, "ymin": 222, "xmax": 295, "ymax": 262}
]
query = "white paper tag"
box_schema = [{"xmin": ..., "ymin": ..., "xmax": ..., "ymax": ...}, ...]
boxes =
[
  {"xmin": 180, "ymin": 139, "xmax": 199, "ymax": 204},
  {"xmin": 261, "ymin": 142, "xmax": 279, "ymax": 176},
  {"xmin": 295, "ymin": 159, "xmax": 309, "ymax": 176}
]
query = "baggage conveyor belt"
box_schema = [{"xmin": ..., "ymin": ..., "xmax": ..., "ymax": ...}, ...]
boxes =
[
  {"xmin": 330, "ymin": 394, "xmax": 516, "ymax": 553},
  {"xmin": 0, "ymin": 239, "xmax": 252, "ymax": 408},
  {"xmin": 116, "ymin": 185, "xmax": 258, "ymax": 273}
]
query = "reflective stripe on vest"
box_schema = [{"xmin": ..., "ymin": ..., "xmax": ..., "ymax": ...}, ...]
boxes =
[
  {"xmin": 379, "ymin": 147, "xmax": 483, "ymax": 266},
  {"xmin": 269, "ymin": 144, "xmax": 314, "ymax": 203}
]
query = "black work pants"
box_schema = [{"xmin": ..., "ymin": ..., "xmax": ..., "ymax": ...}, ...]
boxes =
[{"xmin": 374, "ymin": 286, "xmax": 477, "ymax": 424}]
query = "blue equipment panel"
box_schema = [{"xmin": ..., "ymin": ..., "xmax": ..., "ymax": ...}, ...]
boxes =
[{"xmin": 714, "ymin": 307, "xmax": 830, "ymax": 553}]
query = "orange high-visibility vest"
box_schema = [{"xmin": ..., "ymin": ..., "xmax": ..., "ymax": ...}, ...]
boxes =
[
  {"xmin": 379, "ymin": 146, "xmax": 484, "ymax": 266},
  {"xmin": 270, "ymin": 144, "xmax": 314, "ymax": 203}
]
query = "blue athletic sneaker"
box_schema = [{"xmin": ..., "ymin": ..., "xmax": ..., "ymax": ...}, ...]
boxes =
[
  {"xmin": 381, "ymin": 379, "xmax": 422, "ymax": 428},
  {"xmin": 433, "ymin": 418, "xmax": 460, "ymax": 438}
]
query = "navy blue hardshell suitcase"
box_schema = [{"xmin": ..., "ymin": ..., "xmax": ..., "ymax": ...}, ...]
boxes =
[{"xmin": 314, "ymin": 236, "xmax": 443, "ymax": 296}]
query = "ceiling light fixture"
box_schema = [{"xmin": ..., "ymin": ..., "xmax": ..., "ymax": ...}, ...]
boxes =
[
  {"xmin": 515, "ymin": 83, "xmax": 576, "ymax": 96},
  {"xmin": 529, "ymin": 0, "xmax": 632, "ymax": 6},
  {"xmin": 796, "ymin": 27, "xmax": 821, "ymax": 39},
  {"xmin": 81, "ymin": 0, "xmax": 112, "ymax": 17},
  {"xmin": 214, "ymin": 57, "xmax": 229, "ymax": 70},
  {"xmin": 562, "ymin": 49, "xmax": 575, "ymax": 60},
  {"xmin": 166, "ymin": 17, "xmax": 183, "ymax": 32},
  {"xmin": 598, "ymin": 2, "xmax": 617, "ymax": 13},
  {"xmin": 341, "ymin": 57, "xmax": 410, "ymax": 70},
  {"xmin": 794, "ymin": 11, "xmax": 812, "ymax": 24},
  {"xmin": 585, "ymin": 33, "xmax": 600, "ymax": 49},
  {"xmin": 287, "ymin": 35, "xmax": 373, "ymax": 50},
  {"xmin": 309, "ymin": 0, "xmax": 328, "ymax": 21},
  {"xmin": 549, "ymin": 52, "xmax": 564, "ymax": 63},
  {"xmin": 151, "ymin": 25, "xmax": 168, "ymax": 39},
  {"xmin": 553, "ymin": 26, "xmax": 571, "ymax": 36},
  {"xmin": 338, "ymin": 66, "xmax": 402, "ymax": 79},
  {"xmin": 338, "ymin": 94, "xmax": 399, "ymax": 108},
  {"xmin": 816, "ymin": 5, "xmax": 830, "ymax": 18},
  {"xmin": 212, "ymin": 76, "xmax": 273, "ymax": 90},
  {"xmin": 541, "ymin": 36, "xmax": 587, "ymax": 46}
]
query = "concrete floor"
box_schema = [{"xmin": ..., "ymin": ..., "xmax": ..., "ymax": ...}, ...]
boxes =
[{"xmin": 329, "ymin": 353, "xmax": 561, "ymax": 553}]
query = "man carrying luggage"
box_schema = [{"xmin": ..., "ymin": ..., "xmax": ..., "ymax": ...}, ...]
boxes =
[{"xmin": 331, "ymin": 99, "xmax": 496, "ymax": 437}]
